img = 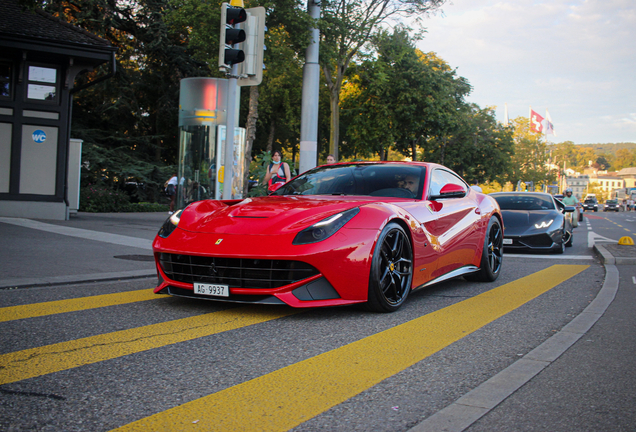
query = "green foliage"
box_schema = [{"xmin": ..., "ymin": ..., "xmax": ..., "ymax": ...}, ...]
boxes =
[
  {"xmin": 81, "ymin": 143, "xmax": 175, "ymax": 203},
  {"xmin": 80, "ymin": 183, "xmax": 170, "ymax": 212},
  {"xmin": 432, "ymin": 105, "xmax": 514, "ymax": 185},
  {"xmin": 508, "ymin": 116, "xmax": 555, "ymax": 189},
  {"xmin": 80, "ymin": 184, "xmax": 131, "ymax": 213},
  {"xmin": 341, "ymin": 28, "xmax": 472, "ymax": 160},
  {"xmin": 124, "ymin": 202, "xmax": 171, "ymax": 212}
]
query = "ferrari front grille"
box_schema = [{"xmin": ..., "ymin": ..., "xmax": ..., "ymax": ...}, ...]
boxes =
[{"xmin": 158, "ymin": 253, "xmax": 319, "ymax": 289}]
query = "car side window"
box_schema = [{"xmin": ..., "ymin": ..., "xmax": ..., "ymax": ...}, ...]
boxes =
[{"xmin": 429, "ymin": 169, "xmax": 467, "ymax": 197}]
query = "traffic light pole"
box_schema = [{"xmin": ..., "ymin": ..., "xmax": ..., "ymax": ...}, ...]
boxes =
[
  {"xmin": 222, "ymin": 69, "xmax": 238, "ymax": 200},
  {"xmin": 218, "ymin": 2, "xmax": 264, "ymax": 199},
  {"xmin": 299, "ymin": 0, "xmax": 321, "ymax": 174}
]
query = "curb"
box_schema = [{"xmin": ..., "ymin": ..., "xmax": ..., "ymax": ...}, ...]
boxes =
[
  {"xmin": 594, "ymin": 243, "xmax": 636, "ymax": 265},
  {"xmin": 0, "ymin": 270, "xmax": 156, "ymax": 290}
]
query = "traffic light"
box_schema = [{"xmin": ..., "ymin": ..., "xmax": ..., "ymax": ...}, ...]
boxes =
[
  {"xmin": 219, "ymin": 3, "xmax": 266, "ymax": 86},
  {"xmin": 219, "ymin": 3, "xmax": 247, "ymax": 70},
  {"xmin": 237, "ymin": 6, "xmax": 265, "ymax": 87}
]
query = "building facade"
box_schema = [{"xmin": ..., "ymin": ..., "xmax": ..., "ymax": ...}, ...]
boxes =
[{"xmin": 0, "ymin": 0, "xmax": 115, "ymax": 219}]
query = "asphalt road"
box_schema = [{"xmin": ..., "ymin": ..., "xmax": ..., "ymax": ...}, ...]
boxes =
[{"xmin": 0, "ymin": 211, "xmax": 634, "ymax": 431}]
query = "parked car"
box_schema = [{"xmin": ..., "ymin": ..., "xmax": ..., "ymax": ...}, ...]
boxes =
[
  {"xmin": 603, "ymin": 199, "xmax": 621, "ymax": 212},
  {"xmin": 490, "ymin": 192, "xmax": 575, "ymax": 254},
  {"xmin": 153, "ymin": 162, "xmax": 504, "ymax": 312},
  {"xmin": 582, "ymin": 198, "xmax": 598, "ymax": 212}
]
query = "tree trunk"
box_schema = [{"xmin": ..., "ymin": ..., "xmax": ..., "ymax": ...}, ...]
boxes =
[
  {"xmin": 267, "ymin": 121, "xmax": 275, "ymax": 152},
  {"xmin": 329, "ymin": 87, "xmax": 340, "ymax": 161},
  {"xmin": 411, "ymin": 137, "xmax": 419, "ymax": 162},
  {"xmin": 243, "ymin": 86, "xmax": 259, "ymax": 196}
]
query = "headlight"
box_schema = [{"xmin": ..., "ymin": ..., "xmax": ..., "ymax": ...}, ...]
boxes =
[
  {"xmin": 158, "ymin": 210, "xmax": 183, "ymax": 238},
  {"xmin": 534, "ymin": 219, "xmax": 554, "ymax": 229},
  {"xmin": 293, "ymin": 208, "xmax": 360, "ymax": 245}
]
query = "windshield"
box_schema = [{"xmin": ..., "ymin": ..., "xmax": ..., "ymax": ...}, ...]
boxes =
[
  {"xmin": 493, "ymin": 194, "xmax": 556, "ymax": 211},
  {"xmin": 272, "ymin": 163, "xmax": 426, "ymax": 199},
  {"xmin": 606, "ymin": 200, "xmax": 618, "ymax": 204},
  {"xmin": 584, "ymin": 199, "xmax": 596, "ymax": 203}
]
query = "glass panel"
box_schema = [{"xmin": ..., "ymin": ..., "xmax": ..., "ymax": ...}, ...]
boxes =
[
  {"xmin": 28, "ymin": 66, "xmax": 57, "ymax": 83},
  {"xmin": 27, "ymin": 84, "xmax": 57, "ymax": 100},
  {"xmin": 177, "ymin": 125, "xmax": 217, "ymax": 208},
  {"xmin": 274, "ymin": 164, "xmax": 425, "ymax": 199},
  {"xmin": 0, "ymin": 63, "xmax": 10, "ymax": 80},
  {"xmin": 0, "ymin": 62, "xmax": 11, "ymax": 98}
]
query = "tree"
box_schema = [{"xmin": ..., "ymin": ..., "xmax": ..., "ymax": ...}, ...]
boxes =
[
  {"xmin": 319, "ymin": 0, "xmax": 445, "ymax": 160},
  {"xmin": 340, "ymin": 28, "xmax": 471, "ymax": 162},
  {"xmin": 613, "ymin": 148, "xmax": 636, "ymax": 171},
  {"xmin": 508, "ymin": 117, "xmax": 555, "ymax": 190},
  {"xmin": 431, "ymin": 105, "xmax": 514, "ymax": 185},
  {"xmin": 34, "ymin": 0, "xmax": 211, "ymax": 200}
]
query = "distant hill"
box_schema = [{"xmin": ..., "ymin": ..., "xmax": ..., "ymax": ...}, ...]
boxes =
[{"xmin": 576, "ymin": 142, "xmax": 636, "ymax": 155}]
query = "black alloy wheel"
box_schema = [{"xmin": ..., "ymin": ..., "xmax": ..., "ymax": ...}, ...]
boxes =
[
  {"xmin": 466, "ymin": 216, "xmax": 503, "ymax": 282},
  {"xmin": 554, "ymin": 229, "xmax": 566, "ymax": 254},
  {"xmin": 366, "ymin": 222, "xmax": 413, "ymax": 312}
]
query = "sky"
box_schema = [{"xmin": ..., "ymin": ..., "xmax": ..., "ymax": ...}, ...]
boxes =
[{"xmin": 415, "ymin": 0, "xmax": 636, "ymax": 145}]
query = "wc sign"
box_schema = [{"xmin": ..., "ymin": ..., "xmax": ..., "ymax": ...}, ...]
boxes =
[{"xmin": 32, "ymin": 130, "xmax": 47, "ymax": 143}]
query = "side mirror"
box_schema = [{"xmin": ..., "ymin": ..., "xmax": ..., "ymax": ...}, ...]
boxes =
[
  {"xmin": 563, "ymin": 206, "xmax": 575, "ymax": 213},
  {"xmin": 430, "ymin": 183, "xmax": 467, "ymax": 200},
  {"xmin": 470, "ymin": 185, "xmax": 483, "ymax": 193}
]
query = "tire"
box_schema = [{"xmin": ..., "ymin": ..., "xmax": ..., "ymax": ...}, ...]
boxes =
[
  {"xmin": 554, "ymin": 232, "xmax": 566, "ymax": 254},
  {"xmin": 465, "ymin": 216, "xmax": 503, "ymax": 282},
  {"xmin": 565, "ymin": 230, "xmax": 573, "ymax": 247},
  {"xmin": 366, "ymin": 222, "xmax": 413, "ymax": 313}
]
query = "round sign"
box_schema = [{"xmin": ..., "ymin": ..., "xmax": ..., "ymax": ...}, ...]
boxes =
[{"xmin": 32, "ymin": 130, "xmax": 47, "ymax": 143}]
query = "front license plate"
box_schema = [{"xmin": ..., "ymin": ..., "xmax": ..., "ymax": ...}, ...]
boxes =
[
  {"xmin": 193, "ymin": 283, "xmax": 229, "ymax": 297},
  {"xmin": 503, "ymin": 238, "xmax": 513, "ymax": 245}
]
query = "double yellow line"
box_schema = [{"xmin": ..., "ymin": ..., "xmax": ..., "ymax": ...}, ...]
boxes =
[{"xmin": 0, "ymin": 265, "xmax": 589, "ymax": 431}]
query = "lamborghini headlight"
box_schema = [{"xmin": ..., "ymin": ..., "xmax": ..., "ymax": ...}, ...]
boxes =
[
  {"xmin": 534, "ymin": 219, "xmax": 554, "ymax": 229},
  {"xmin": 158, "ymin": 210, "xmax": 183, "ymax": 238},
  {"xmin": 293, "ymin": 208, "xmax": 360, "ymax": 245}
]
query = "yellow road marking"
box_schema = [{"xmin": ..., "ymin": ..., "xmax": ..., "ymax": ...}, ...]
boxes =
[
  {"xmin": 114, "ymin": 264, "xmax": 589, "ymax": 432},
  {"xmin": 0, "ymin": 289, "xmax": 159, "ymax": 323},
  {"xmin": 0, "ymin": 306, "xmax": 296, "ymax": 386}
]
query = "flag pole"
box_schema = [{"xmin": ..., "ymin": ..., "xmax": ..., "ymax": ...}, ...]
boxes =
[
  {"xmin": 544, "ymin": 108, "xmax": 548, "ymax": 144},
  {"xmin": 504, "ymin": 103, "xmax": 509, "ymax": 126}
]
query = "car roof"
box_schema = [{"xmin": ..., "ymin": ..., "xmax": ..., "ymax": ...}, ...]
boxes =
[{"xmin": 490, "ymin": 192, "xmax": 553, "ymax": 198}]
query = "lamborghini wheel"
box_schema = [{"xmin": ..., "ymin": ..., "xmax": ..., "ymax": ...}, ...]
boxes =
[{"xmin": 366, "ymin": 222, "xmax": 413, "ymax": 313}]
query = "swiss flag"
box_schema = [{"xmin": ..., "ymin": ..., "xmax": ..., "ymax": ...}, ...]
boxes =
[{"xmin": 530, "ymin": 110, "xmax": 544, "ymax": 133}]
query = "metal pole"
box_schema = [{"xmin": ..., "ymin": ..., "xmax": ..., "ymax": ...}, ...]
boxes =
[
  {"xmin": 299, "ymin": 0, "xmax": 321, "ymax": 174},
  {"xmin": 222, "ymin": 68, "xmax": 238, "ymax": 199}
]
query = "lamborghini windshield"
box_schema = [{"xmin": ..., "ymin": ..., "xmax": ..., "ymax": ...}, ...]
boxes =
[
  {"xmin": 493, "ymin": 193, "xmax": 556, "ymax": 211},
  {"xmin": 272, "ymin": 163, "xmax": 426, "ymax": 199}
]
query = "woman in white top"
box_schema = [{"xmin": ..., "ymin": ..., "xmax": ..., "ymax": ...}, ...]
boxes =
[{"xmin": 167, "ymin": 174, "xmax": 178, "ymax": 214}]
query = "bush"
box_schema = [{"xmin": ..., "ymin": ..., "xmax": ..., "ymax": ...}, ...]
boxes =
[
  {"xmin": 80, "ymin": 184, "xmax": 171, "ymax": 213},
  {"xmin": 122, "ymin": 202, "xmax": 169, "ymax": 212},
  {"xmin": 80, "ymin": 184, "xmax": 130, "ymax": 212}
]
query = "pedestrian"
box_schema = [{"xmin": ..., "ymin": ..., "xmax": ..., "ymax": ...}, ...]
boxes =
[
  {"xmin": 326, "ymin": 154, "xmax": 336, "ymax": 164},
  {"xmin": 166, "ymin": 173, "xmax": 177, "ymax": 215},
  {"xmin": 264, "ymin": 150, "xmax": 291, "ymax": 192}
]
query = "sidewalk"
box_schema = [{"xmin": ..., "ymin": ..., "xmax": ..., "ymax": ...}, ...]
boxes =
[{"xmin": 0, "ymin": 212, "xmax": 168, "ymax": 289}]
